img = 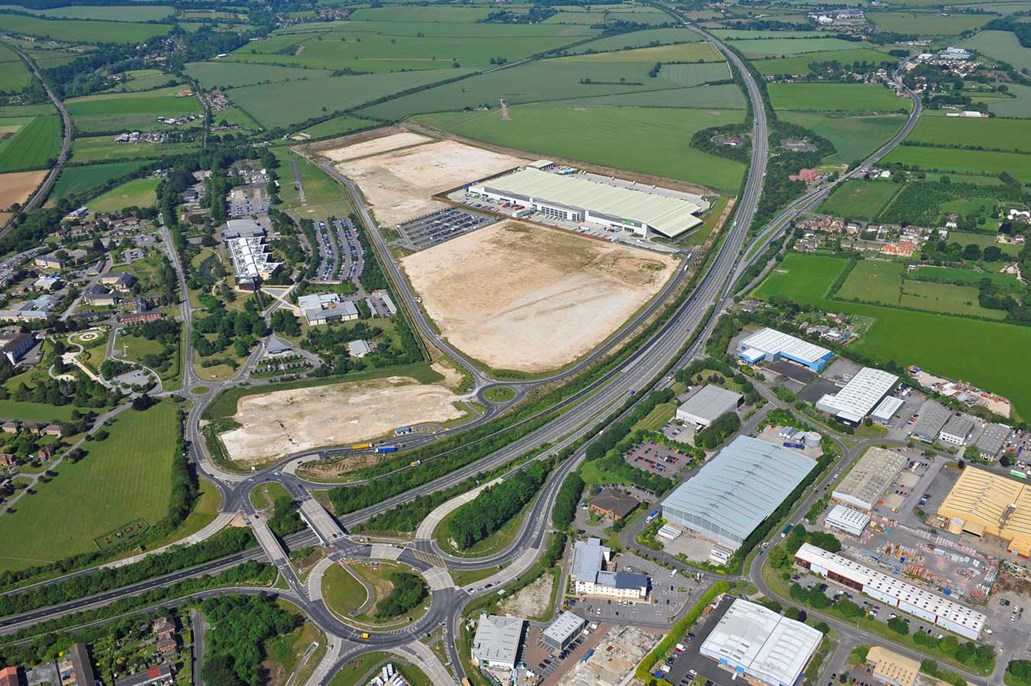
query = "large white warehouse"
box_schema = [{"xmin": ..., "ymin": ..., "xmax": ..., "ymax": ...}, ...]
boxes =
[
  {"xmin": 468, "ymin": 167, "xmax": 704, "ymax": 239},
  {"xmin": 738, "ymin": 328, "xmax": 833, "ymax": 371},
  {"xmin": 816, "ymin": 367, "xmax": 898, "ymax": 425},
  {"xmin": 794, "ymin": 543, "xmax": 985, "ymax": 640},
  {"xmin": 700, "ymin": 598, "xmax": 823, "ymax": 686}
]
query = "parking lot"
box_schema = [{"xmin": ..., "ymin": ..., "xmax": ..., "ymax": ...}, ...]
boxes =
[
  {"xmin": 573, "ymin": 552, "xmax": 697, "ymax": 626},
  {"xmin": 662, "ymin": 595, "xmax": 737, "ymax": 686},
  {"xmin": 312, "ymin": 218, "xmax": 363, "ymax": 285},
  {"xmin": 623, "ymin": 440, "xmax": 695, "ymax": 478},
  {"xmin": 397, "ymin": 207, "xmax": 497, "ymax": 250}
]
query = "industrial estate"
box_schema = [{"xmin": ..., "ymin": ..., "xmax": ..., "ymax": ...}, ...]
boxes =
[{"xmin": 0, "ymin": 3, "xmax": 1029, "ymax": 686}]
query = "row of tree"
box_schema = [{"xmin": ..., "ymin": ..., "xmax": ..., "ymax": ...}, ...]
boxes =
[
  {"xmin": 201, "ymin": 594, "xmax": 299, "ymax": 686},
  {"xmin": 447, "ymin": 460, "xmax": 551, "ymax": 550}
]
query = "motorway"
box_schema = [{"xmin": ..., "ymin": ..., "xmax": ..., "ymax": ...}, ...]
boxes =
[{"xmin": 0, "ymin": 19, "xmax": 934, "ymax": 686}]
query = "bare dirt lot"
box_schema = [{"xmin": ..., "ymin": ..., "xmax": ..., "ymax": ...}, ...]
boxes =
[
  {"xmin": 329, "ymin": 139, "xmax": 528, "ymax": 226},
  {"xmin": 321, "ymin": 131, "xmax": 432, "ymax": 162},
  {"xmin": 218, "ymin": 376, "xmax": 467, "ymax": 464},
  {"xmin": 0, "ymin": 170, "xmax": 45, "ymax": 211},
  {"xmin": 498, "ymin": 571, "xmax": 554, "ymax": 618},
  {"xmin": 402, "ymin": 221, "xmax": 676, "ymax": 372}
]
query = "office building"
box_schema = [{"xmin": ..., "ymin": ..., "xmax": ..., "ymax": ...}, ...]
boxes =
[
  {"xmin": 939, "ymin": 414, "xmax": 975, "ymax": 446},
  {"xmin": 298, "ymin": 293, "xmax": 358, "ymax": 326},
  {"xmin": 571, "ymin": 537, "xmax": 649, "ymax": 600},
  {"xmin": 543, "ymin": 611, "xmax": 586, "ymax": 652}
]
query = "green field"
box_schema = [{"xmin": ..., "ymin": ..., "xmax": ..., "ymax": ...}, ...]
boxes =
[
  {"xmin": 752, "ymin": 48, "xmax": 896, "ymax": 76},
  {"xmin": 912, "ymin": 265, "xmax": 1022, "ymax": 288},
  {"xmin": 752, "ymin": 253, "xmax": 1031, "ymax": 419},
  {"xmin": 226, "ymin": 20, "xmax": 597, "ymax": 73},
  {"xmin": 0, "ymin": 401, "xmax": 178, "ymax": 572},
  {"xmin": 187, "ymin": 61, "xmax": 332, "ymax": 89},
  {"xmin": 961, "ymin": 31, "xmax": 1031, "ymax": 72},
  {"xmin": 546, "ymin": 83, "xmax": 744, "ymax": 109},
  {"xmin": 836, "ymin": 260, "xmax": 905, "ymax": 304},
  {"xmin": 51, "ymin": 161, "xmax": 151, "ymax": 201},
  {"xmin": 869, "ymin": 12, "xmax": 991, "ymax": 35},
  {"xmin": 568, "ymin": 27, "xmax": 701, "ymax": 54},
  {"xmin": 347, "ymin": 5, "xmax": 494, "ymax": 23},
  {"xmin": 561, "ymin": 41, "xmax": 722, "ymax": 63},
  {"xmin": 713, "ymin": 30, "xmax": 827, "ymax": 40},
  {"xmin": 89, "ymin": 176, "xmax": 160, "ymax": 212},
  {"xmin": 416, "ymin": 104, "xmax": 747, "ymax": 192},
  {"xmin": 884, "ymin": 146, "xmax": 1031, "ymax": 182},
  {"xmin": 107, "ymin": 69, "xmax": 181, "ymax": 93},
  {"xmin": 227, "ymin": 69, "xmax": 474, "ymax": 129},
  {"xmin": 0, "ymin": 114, "xmax": 60, "ymax": 172},
  {"xmin": 0, "ymin": 398, "xmax": 79, "ymax": 422},
  {"xmin": 0, "ymin": 43, "xmax": 30, "ymax": 94},
  {"xmin": 974, "ymin": 83, "xmax": 1031, "ymax": 119},
  {"xmin": 769, "ymin": 83, "xmax": 909, "ymax": 112},
  {"xmin": 900, "ymin": 280, "xmax": 1005, "ymax": 319},
  {"xmin": 730, "ymin": 37, "xmax": 876, "ymax": 58},
  {"xmin": 67, "ymin": 87, "xmax": 201, "ymax": 134},
  {"xmin": 819, "ymin": 180, "xmax": 901, "ymax": 220},
  {"xmin": 300, "ymin": 114, "xmax": 376, "ymax": 140},
  {"xmin": 905, "ymin": 115, "xmax": 1031, "ymax": 154},
  {"xmin": 35, "ymin": 5, "xmax": 172, "ymax": 21},
  {"xmin": 0, "ymin": 13, "xmax": 171, "ymax": 43},
  {"xmin": 543, "ymin": 5, "xmax": 670, "ymax": 25},
  {"xmin": 779, "ymin": 111, "xmax": 907, "ymax": 165},
  {"xmin": 71, "ymin": 135, "xmax": 196, "ymax": 163}
]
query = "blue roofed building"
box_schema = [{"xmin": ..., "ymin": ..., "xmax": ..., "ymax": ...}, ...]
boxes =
[{"xmin": 738, "ymin": 328, "xmax": 833, "ymax": 371}]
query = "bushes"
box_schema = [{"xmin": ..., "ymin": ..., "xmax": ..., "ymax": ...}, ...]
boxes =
[
  {"xmin": 447, "ymin": 461, "xmax": 550, "ymax": 550},
  {"xmin": 1007, "ymin": 660, "xmax": 1031, "ymax": 686},
  {"xmin": 552, "ymin": 472, "xmax": 585, "ymax": 530},
  {"xmin": 267, "ymin": 496, "xmax": 305, "ymax": 538},
  {"xmin": 376, "ymin": 572, "xmax": 427, "ymax": 618},
  {"xmin": 201, "ymin": 594, "xmax": 298, "ymax": 686},
  {"xmin": 694, "ymin": 411, "xmax": 740, "ymax": 450}
]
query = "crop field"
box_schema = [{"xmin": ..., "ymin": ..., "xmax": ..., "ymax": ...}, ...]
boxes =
[
  {"xmin": 836, "ymin": 260, "xmax": 904, "ymax": 304},
  {"xmin": 562, "ymin": 41, "xmax": 723, "ymax": 63},
  {"xmin": 0, "ymin": 401, "xmax": 177, "ymax": 572},
  {"xmin": 186, "ymin": 61, "xmax": 332, "ymax": 89},
  {"xmin": 546, "ymin": 83, "xmax": 745, "ymax": 109},
  {"xmin": 568, "ymin": 27, "xmax": 701, "ymax": 54},
  {"xmin": 415, "ymin": 104, "xmax": 747, "ymax": 192},
  {"xmin": 753, "ymin": 253, "xmax": 1031, "ymax": 419},
  {"xmin": 89, "ymin": 177, "xmax": 160, "ymax": 213},
  {"xmin": 31, "ymin": 4, "xmax": 173, "ymax": 20},
  {"xmin": 751, "ymin": 48, "xmax": 896, "ymax": 76},
  {"xmin": 67, "ymin": 87, "xmax": 201, "ymax": 133},
  {"xmin": 227, "ymin": 21, "xmax": 597, "ymax": 73},
  {"xmin": 0, "ymin": 14, "xmax": 171, "ymax": 43},
  {"xmin": 869, "ymin": 12, "xmax": 991, "ymax": 35},
  {"xmin": 975, "ymin": 83, "xmax": 1031, "ymax": 119},
  {"xmin": 51, "ymin": 161, "xmax": 151, "ymax": 201},
  {"xmin": 300, "ymin": 114, "xmax": 376, "ymax": 140},
  {"xmin": 544, "ymin": 5, "xmax": 669, "ymax": 25},
  {"xmin": 227, "ymin": 69, "xmax": 473, "ymax": 129},
  {"xmin": 819, "ymin": 180, "xmax": 900, "ymax": 220},
  {"xmin": 905, "ymin": 115, "xmax": 1031, "ymax": 154},
  {"xmin": 729, "ymin": 37, "xmax": 877, "ymax": 58},
  {"xmin": 347, "ymin": 5, "xmax": 493, "ymax": 22},
  {"xmin": 107, "ymin": 69, "xmax": 181, "ymax": 93},
  {"xmin": 0, "ymin": 44, "xmax": 30, "ymax": 94},
  {"xmin": 769, "ymin": 83, "xmax": 908, "ymax": 112},
  {"xmin": 883, "ymin": 146, "xmax": 1031, "ymax": 182},
  {"xmin": 659, "ymin": 62, "xmax": 731, "ymax": 86},
  {"xmin": 71, "ymin": 135, "xmax": 196, "ymax": 163},
  {"xmin": 779, "ymin": 111, "xmax": 906, "ymax": 164},
  {"xmin": 0, "ymin": 170, "xmax": 45, "ymax": 211},
  {"xmin": 0, "ymin": 114, "xmax": 59, "ymax": 172},
  {"xmin": 961, "ymin": 31, "xmax": 1031, "ymax": 73},
  {"xmin": 712, "ymin": 30, "xmax": 826, "ymax": 40}
]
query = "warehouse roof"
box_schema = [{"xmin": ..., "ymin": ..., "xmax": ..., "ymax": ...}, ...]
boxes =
[
  {"xmin": 825, "ymin": 504, "xmax": 870, "ymax": 532},
  {"xmin": 911, "ymin": 400, "xmax": 951, "ymax": 442},
  {"xmin": 833, "ymin": 447, "xmax": 907, "ymax": 510},
  {"xmin": 817, "ymin": 367, "xmax": 898, "ymax": 423},
  {"xmin": 676, "ymin": 385, "xmax": 743, "ymax": 424},
  {"xmin": 941, "ymin": 414, "xmax": 975, "ymax": 441},
  {"xmin": 572, "ymin": 538, "xmax": 610, "ymax": 582},
  {"xmin": 975, "ymin": 423, "xmax": 1011, "ymax": 457},
  {"xmin": 795, "ymin": 544, "xmax": 986, "ymax": 635},
  {"xmin": 476, "ymin": 168, "xmax": 703, "ymax": 238},
  {"xmin": 938, "ymin": 467, "xmax": 1031, "ymax": 557},
  {"xmin": 543, "ymin": 612, "xmax": 586, "ymax": 646},
  {"xmin": 662, "ymin": 436, "xmax": 817, "ymax": 544},
  {"xmin": 866, "ymin": 647, "xmax": 919, "ymax": 686},
  {"xmin": 472, "ymin": 614, "xmax": 525, "ymax": 667},
  {"xmin": 871, "ymin": 395, "xmax": 904, "ymax": 423},
  {"xmin": 700, "ymin": 599, "xmax": 822, "ymax": 686},
  {"xmin": 739, "ymin": 328, "xmax": 832, "ymax": 366}
]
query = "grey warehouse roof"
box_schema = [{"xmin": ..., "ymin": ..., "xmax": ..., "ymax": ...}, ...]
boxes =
[
  {"xmin": 543, "ymin": 612, "xmax": 586, "ymax": 645},
  {"xmin": 911, "ymin": 400, "xmax": 952, "ymax": 441},
  {"xmin": 976, "ymin": 423, "xmax": 1011, "ymax": 457},
  {"xmin": 832, "ymin": 447, "xmax": 907, "ymax": 510},
  {"xmin": 677, "ymin": 385, "xmax": 743, "ymax": 423},
  {"xmin": 662, "ymin": 436, "xmax": 817, "ymax": 543},
  {"xmin": 941, "ymin": 414, "xmax": 975, "ymax": 441},
  {"xmin": 476, "ymin": 167, "xmax": 703, "ymax": 237},
  {"xmin": 472, "ymin": 613, "xmax": 525, "ymax": 667}
]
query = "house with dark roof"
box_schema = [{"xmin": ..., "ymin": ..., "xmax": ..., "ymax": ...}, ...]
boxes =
[{"xmin": 589, "ymin": 488, "xmax": 639, "ymax": 521}]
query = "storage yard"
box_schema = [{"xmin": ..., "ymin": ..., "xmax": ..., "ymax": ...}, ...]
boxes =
[
  {"xmin": 401, "ymin": 221, "xmax": 676, "ymax": 372},
  {"xmin": 217, "ymin": 376, "xmax": 466, "ymax": 464}
]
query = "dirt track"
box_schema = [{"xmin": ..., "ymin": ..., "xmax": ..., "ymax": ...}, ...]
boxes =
[
  {"xmin": 219, "ymin": 376, "xmax": 466, "ymax": 464},
  {"xmin": 331, "ymin": 139, "xmax": 528, "ymax": 226},
  {"xmin": 0, "ymin": 170, "xmax": 46, "ymax": 211},
  {"xmin": 402, "ymin": 221, "xmax": 676, "ymax": 372}
]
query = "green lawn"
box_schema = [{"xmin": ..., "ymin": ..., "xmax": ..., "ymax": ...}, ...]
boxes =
[
  {"xmin": 435, "ymin": 492, "xmax": 536, "ymax": 558},
  {"xmin": 900, "ymin": 280, "xmax": 1005, "ymax": 319},
  {"xmin": 818, "ymin": 180, "xmax": 900, "ymax": 221},
  {"xmin": 328, "ymin": 652, "xmax": 393, "ymax": 686},
  {"xmin": 769, "ymin": 83, "xmax": 909, "ymax": 112},
  {"xmin": 560, "ymin": 41, "xmax": 722, "ymax": 63},
  {"xmin": 974, "ymin": 83, "xmax": 1031, "ymax": 119},
  {"xmin": 301, "ymin": 114, "xmax": 376, "ymax": 140},
  {"xmin": 0, "ymin": 401, "xmax": 179, "ymax": 572},
  {"xmin": 322, "ymin": 563, "xmax": 370, "ymax": 616},
  {"xmin": 67, "ymin": 87, "xmax": 201, "ymax": 134},
  {"xmin": 0, "ymin": 398, "xmax": 80, "ymax": 422},
  {"xmin": 637, "ymin": 402, "xmax": 676, "ymax": 431},
  {"xmin": 50, "ymin": 161, "xmax": 151, "ymax": 202},
  {"xmin": 415, "ymin": 104, "xmax": 747, "ymax": 193},
  {"xmin": 906, "ymin": 115, "xmax": 1031, "ymax": 154},
  {"xmin": 0, "ymin": 13, "xmax": 171, "ymax": 43},
  {"xmin": 884, "ymin": 146, "xmax": 1031, "ymax": 182},
  {"xmin": 836, "ymin": 260, "xmax": 904, "ymax": 304},
  {"xmin": 752, "ymin": 253, "xmax": 1031, "ymax": 419},
  {"xmin": 569, "ymin": 28, "xmax": 702, "ymax": 54},
  {"xmin": 186, "ymin": 61, "xmax": 332, "ymax": 89},
  {"xmin": 89, "ymin": 177, "xmax": 159, "ymax": 212}
]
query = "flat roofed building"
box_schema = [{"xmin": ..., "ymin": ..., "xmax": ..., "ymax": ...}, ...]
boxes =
[
  {"xmin": 738, "ymin": 328, "xmax": 833, "ymax": 371},
  {"xmin": 866, "ymin": 647, "xmax": 919, "ymax": 686},
  {"xmin": 471, "ymin": 613, "xmax": 525, "ymax": 670},
  {"xmin": 543, "ymin": 611, "xmax": 586, "ymax": 652},
  {"xmin": 298, "ymin": 293, "xmax": 358, "ymax": 326},
  {"xmin": 347, "ymin": 339, "xmax": 373, "ymax": 358},
  {"xmin": 469, "ymin": 167, "xmax": 703, "ymax": 238},
  {"xmin": 675, "ymin": 385, "xmax": 743, "ymax": 427},
  {"xmin": 794, "ymin": 543, "xmax": 985, "ymax": 639},
  {"xmin": 662, "ymin": 436, "xmax": 817, "ymax": 551},
  {"xmin": 975, "ymin": 423, "xmax": 1011, "ymax": 460},
  {"xmin": 816, "ymin": 367, "xmax": 898, "ymax": 425},
  {"xmin": 939, "ymin": 414, "xmax": 976, "ymax": 446},
  {"xmin": 825, "ymin": 504, "xmax": 870, "ymax": 537},
  {"xmin": 571, "ymin": 537, "xmax": 649, "ymax": 600},
  {"xmin": 833, "ymin": 447, "xmax": 907, "ymax": 511},
  {"xmin": 938, "ymin": 466, "xmax": 1031, "ymax": 557},
  {"xmin": 871, "ymin": 396, "xmax": 904, "ymax": 425},
  {"xmin": 222, "ymin": 217, "xmax": 266, "ymax": 240},
  {"xmin": 911, "ymin": 400, "xmax": 951, "ymax": 443},
  {"xmin": 227, "ymin": 236, "xmax": 280, "ymax": 289},
  {"xmin": 700, "ymin": 598, "xmax": 823, "ymax": 686}
]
